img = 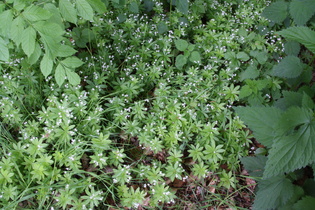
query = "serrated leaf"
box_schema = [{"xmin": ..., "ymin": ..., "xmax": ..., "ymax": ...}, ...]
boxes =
[
  {"xmin": 271, "ymin": 56, "xmax": 303, "ymax": 78},
  {"xmin": 274, "ymin": 91, "xmax": 303, "ymax": 110},
  {"xmin": 189, "ymin": 51, "xmax": 201, "ymax": 63},
  {"xmin": 61, "ymin": 57, "xmax": 84, "ymax": 68},
  {"xmin": 65, "ymin": 68, "xmax": 81, "ymax": 86},
  {"xmin": 40, "ymin": 35, "xmax": 60, "ymax": 59},
  {"xmin": 239, "ymin": 65, "xmax": 259, "ymax": 81},
  {"xmin": 0, "ymin": 10, "xmax": 13, "ymax": 37},
  {"xmin": 239, "ymin": 85, "xmax": 253, "ymax": 98},
  {"xmin": 40, "ymin": 54, "xmax": 53, "ymax": 78},
  {"xmin": 175, "ymin": 39, "xmax": 188, "ymax": 51},
  {"xmin": 143, "ymin": 0, "xmax": 154, "ymax": 12},
  {"xmin": 175, "ymin": 0, "xmax": 188, "ymax": 15},
  {"xmin": 129, "ymin": 2, "xmax": 139, "ymax": 13},
  {"xmin": 236, "ymin": 52, "xmax": 249, "ymax": 61},
  {"xmin": 235, "ymin": 106, "xmax": 283, "ymax": 148},
  {"xmin": 86, "ymin": 0, "xmax": 107, "ymax": 13},
  {"xmin": 157, "ymin": 22, "xmax": 168, "ymax": 34},
  {"xmin": 290, "ymin": 0, "xmax": 315, "ymax": 26},
  {"xmin": 10, "ymin": 16, "xmax": 25, "ymax": 47},
  {"xmin": 284, "ymin": 41, "xmax": 300, "ymax": 56},
  {"xmin": 33, "ymin": 21, "xmax": 64, "ymax": 39},
  {"xmin": 264, "ymin": 107, "xmax": 315, "ymax": 178},
  {"xmin": 44, "ymin": 4, "xmax": 65, "ymax": 30},
  {"xmin": 240, "ymin": 155, "xmax": 267, "ymax": 177},
  {"xmin": 59, "ymin": 0, "xmax": 77, "ymax": 24},
  {"xmin": 293, "ymin": 196, "xmax": 315, "ymax": 209},
  {"xmin": 76, "ymin": 0, "xmax": 94, "ymax": 21},
  {"xmin": 175, "ymin": 55, "xmax": 187, "ymax": 69},
  {"xmin": 23, "ymin": 5, "xmax": 52, "ymax": 21},
  {"xmin": 278, "ymin": 26, "xmax": 315, "ymax": 54},
  {"xmin": 22, "ymin": 26, "xmax": 36, "ymax": 57},
  {"xmin": 262, "ymin": 1, "xmax": 289, "ymax": 23},
  {"xmin": 55, "ymin": 63, "xmax": 66, "ymax": 86},
  {"xmin": 302, "ymin": 92, "xmax": 315, "ymax": 109},
  {"xmin": 28, "ymin": 42, "xmax": 41, "ymax": 65},
  {"xmin": 56, "ymin": 45, "xmax": 77, "ymax": 57},
  {"xmin": 253, "ymin": 176, "xmax": 295, "ymax": 210},
  {"xmin": 0, "ymin": 37, "xmax": 9, "ymax": 61}
]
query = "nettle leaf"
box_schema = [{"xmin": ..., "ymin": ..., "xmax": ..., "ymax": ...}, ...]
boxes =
[
  {"xmin": 235, "ymin": 106, "xmax": 283, "ymax": 148},
  {"xmin": 284, "ymin": 41, "xmax": 300, "ymax": 56},
  {"xmin": 239, "ymin": 65, "xmax": 259, "ymax": 81},
  {"xmin": 264, "ymin": 107, "xmax": 315, "ymax": 178},
  {"xmin": 253, "ymin": 176, "xmax": 295, "ymax": 210},
  {"xmin": 175, "ymin": 55, "xmax": 187, "ymax": 69},
  {"xmin": 175, "ymin": 0, "xmax": 188, "ymax": 15},
  {"xmin": 189, "ymin": 51, "xmax": 201, "ymax": 63},
  {"xmin": 278, "ymin": 26, "xmax": 315, "ymax": 54},
  {"xmin": 55, "ymin": 63, "xmax": 66, "ymax": 86},
  {"xmin": 86, "ymin": 0, "xmax": 107, "ymax": 14},
  {"xmin": 59, "ymin": 0, "xmax": 78, "ymax": 24},
  {"xmin": 157, "ymin": 22, "xmax": 168, "ymax": 34},
  {"xmin": 175, "ymin": 39, "xmax": 188, "ymax": 51},
  {"xmin": 65, "ymin": 68, "xmax": 81, "ymax": 86},
  {"xmin": 128, "ymin": 2, "xmax": 139, "ymax": 13},
  {"xmin": 236, "ymin": 52, "xmax": 250, "ymax": 61},
  {"xmin": 293, "ymin": 196, "xmax": 315, "ymax": 209},
  {"xmin": 76, "ymin": 0, "xmax": 94, "ymax": 21},
  {"xmin": 275, "ymin": 91, "xmax": 303, "ymax": 110},
  {"xmin": 40, "ymin": 54, "xmax": 53, "ymax": 78},
  {"xmin": 290, "ymin": 0, "xmax": 315, "ymax": 26},
  {"xmin": 22, "ymin": 26, "xmax": 36, "ymax": 57},
  {"xmin": 271, "ymin": 56, "xmax": 303, "ymax": 78},
  {"xmin": 56, "ymin": 45, "xmax": 77, "ymax": 57},
  {"xmin": 262, "ymin": 1, "xmax": 289, "ymax": 23},
  {"xmin": 240, "ymin": 155, "xmax": 267, "ymax": 177},
  {"xmin": 0, "ymin": 37, "xmax": 9, "ymax": 61},
  {"xmin": 23, "ymin": 5, "xmax": 52, "ymax": 21},
  {"xmin": 61, "ymin": 57, "xmax": 84, "ymax": 68},
  {"xmin": 10, "ymin": 16, "xmax": 25, "ymax": 47}
]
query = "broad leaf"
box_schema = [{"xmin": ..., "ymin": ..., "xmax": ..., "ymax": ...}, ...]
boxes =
[
  {"xmin": 10, "ymin": 16, "xmax": 25, "ymax": 47},
  {"xmin": 22, "ymin": 26, "xmax": 36, "ymax": 57},
  {"xmin": 0, "ymin": 37, "xmax": 9, "ymax": 61},
  {"xmin": 264, "ymin": 107, "xmax": 315, "ymax": 178},
  {"xmin": 61, "ymin": 57, "xmax": 84, "ymax": 68},
  {"xmin": 175, "ymin": 0, "xmax": 188, "ymax": 15},
  {"xmin": 235, "ymin": 106, "xmax": 283, "ymax": 148},
  {"xmin": 278, "ymin": 26, "xmax": 315, "ymax": 54},
  {"xmin": 59, "ymin": 0, "xmax": 77, "ymax": 24},
  {"xmin": 157, "ymin": 22, "xmax": 168, "ymax": 34},
  {"xmin": 253, "ymin": 176, "xmax": 295, "ymax": 210},
  {"xmin": 262, "ymin": 1, "xmax": 289, "ymax": 23},
  {"xmin": 65, "ymin": 68, "xmax": 81, "ymax": 86},
  {"xmin": 293, "ymin": 196, "xmax": 315, "ymax": 209},
  {"xmin": 236, "ymin": 52, "xmax": 249, "ymax": 61},
  {"xmin": 175, "ymin": 39, "xmax": 188, "ymax": 51},
  {"xmin": 274, "ymin": 91, "xmax": 303, "ymax": 110},
  {"xmin": 86, "ymin": 0, "xmax": 107, "ymax": 14},
  {"xmin": 23, "ymin": 5, "xmax": 52, "ymax": 21},
  {"xmin": 33, "ymin": 21, "xmax": 64, "ymax": 39},
  {"xmin": 40, "ymin": 54, "xmax": 53, "ymax": 78},
  {"xmin": 189, "ymin": 51, "xmax": 201, "ymax": 63},
  {"xmin": 175, "ymin": 55, "xmax": 187, "ymax": 69},
  {"xmin": 0, "ymin": 9, "xmax": 13, "ymax": 37},
  {"xmin": 128, "ymin": 2, "xmax": 139, "ymax": 13},
  {"xmin": 76, "ymin": 0, "xmax": 94, "ymax": 21},
  {"xmin": 284, "ymin": 41, "xmax": 300, "ymax": 56},
  {"xmin": 44, "ymin": 3, "xmax": 65, "ymax": 30},
  {"xmin": 271, "ymin": 55, "xmax": 303, "ymax": 78},
  {"xmin": 56, "ymin": 45, "xmax": 77, "ymax": 57},
  {"xmin": 28, "ymin": 42, "xmax": 41, "ymax": 65},
  {"xmin": 239, "ymin": 65, "xmax": 259, "ymax": 81},
  {"xmin": 240, "ymin": 155, "xmax": 267, "ymax": 177},
  {"xmin": 290, "ymin": 0, "xmax": 315, "ymax": 26},
  {"xmin": 55, "ymin": 63, "xmax": 66, "ymax": 86}
]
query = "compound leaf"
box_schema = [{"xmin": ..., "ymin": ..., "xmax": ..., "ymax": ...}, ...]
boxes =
[
  {"xmin": 0, "ymin": 37, "xmax": 9, "ymax": 61},
  {"xmin": 56, "ymin": 45, "xmax": 77, "ymax": 57},
  {"xmin": 262, "ymin": 1, "xmax": 289, "ymax": 23},
  {"xmin": 23, "ymin": 5, "xmax": 52, "ymax": 21},
  {"xmin": 65, "ymin": 68, "xmax": 81, "ymax": 86},
  {"xmin": 278, "ymin": 26, "xmax": 315, "ymax": 54},
  {"xmin": 59, "ymin": 0, "xmax": 77, "ymax": 24},
  {"xmin": 86, "ymin": 0, "xmax": 107, "ymax": 14},
  {"xmin": 40, "ymin": 54, "xmax": 53, "ymax": 78},
  {"xmin": 28, "ymin": 42, "xmax": 41, "ymax": 65},
  {"xmin": 10, "ymin": 16, "xmax": 25, "ymax": 47},
  {"xmin": 61, "ymin": 57, "xmax": 84, "ymax": 68},
  {"xmin": 22, "ymin": 26, "xmax": 36, "ymax": 57},
  {"xmin": 290, "ymin": 0, "xmax": 315, "ymax": 26},
  {"xmin": 271, "ymin": 55, "xmax": 303, "ymax": 78},
  {"xmin": 55, "ymin": 63, "xmax": 66, "ymax": 86},
  {"xmin": 76, "ymin": 0, "xmax": 94, "ymax": 21},
  {"xmin": 235, "ymin": 106, "xmax": 283, "ymax": 148}
]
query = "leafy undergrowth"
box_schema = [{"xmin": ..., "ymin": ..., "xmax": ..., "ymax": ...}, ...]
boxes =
[{"xmin": 0, "ymin": 0, "xmax": 282, "ymax": 209}]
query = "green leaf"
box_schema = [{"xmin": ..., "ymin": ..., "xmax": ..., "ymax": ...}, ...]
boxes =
[
  {"xmin": 76, "ymin": 0, "xmax": 94, "ymax": 21},
  {"xmin": 128, "ymin": 2, "xmax": 139, "ymax": 13},
  {"xmin": 56, "ymin": 45, "xmax": 77, "ymax": 57},
  {"xmin": 86, "ymin": 0, "xmax": 107, "ymax": 14},
  {"xmin": 10, "ymin": 16, "xmax": 25, "ymax": 47},
  {"xmin": 302, "ymin": 92, "xmax": 315, "ymax": 110},
  {"xmin": 235, "ymin": 106, "xmax": 283, "ymax": 148},
  {"xmin": 61, "ymin": 57, "xmax": 84, "ymax": 68},
  {"xmin": 28, "ymin": 42, "xmax": 41, "ymax": 65},
  {"xmin": 189, "ymin": 51, "xmax": 201, "ymax": 63},
  {"xmin": 250, "ymin": 51, "xmax": 268, "ymax": 64},
  {"xmin": 274, "ymin": 91, "xmax": 303, "ymax": 110},
  {"xmin": 271, "ymin": 56, "xmax": 303, "ymax": 78},
  {"xmin": 278, "ymin": 26, "xmax": 315, "ymax": 54},
  {"xmin": 290, "ymin": 0, "xmax": 315, "ymax": 26},
  {"xmin": 0, "ymin": 9, "xmax": 13, "ymax": 37},
  {"xmin": 264, "ymin": 107, "xmax": 315, "ymax": 178},
  {"xmin": 33, "ymin": 21, "xmax": 64, "ymax": 39},
  {"xmin": 239, "ymin": 85, "xmax": 253, "ymax": 98},
  {"xmin": 55, "ymin": 63, "xmax": 66, "ymax": 86},
  {"xmin": 262, "ymin": 1, "xmax": 289, "ymax": 23},
  {"xmin": 253, "ymin": 176, "xmax": 295, "ymax": 210},
  {"xmin": 239, "ymin": 65, "xmax": 259, "ymax": 81},
  {"xmin": 59, "ymin": 0, "xmax": 77, "ymax": 24},
  {"xmin": 175, "ymin": 0, "xmax": 188, "ymax": 15},
  {"xmin": 40, "ymin": 54, "xmax": 53, "ymax": 78},
  {"xmin": 175, "ymin": 39, "xmax": 188, "ymax": 51},
  {"xmin": 284, "ymin": 41, "xmax": 300, "ymax": 56},
  {"xmin": 44, "ymin": 3, "xmax": 65, "ymax": 30},
  {"xmin": 240, "ymin": 155, "xmax": 267, "ymax": 177},
  {"xmin": 157, "ymin": 22, "xmax": 168, "ymax": 34},
  {"xmin": 22, "ymin": 26, "xmax": 36, "ymax": 57},
  {"xmin": 236, "ymin": 52, "xmax": 250, "ymax": 61},
  {"xmin": 293, "ymin": 196, "xmax": 315, "ymax": 210},
  {"xmin": 175, "ymin": 55, "xmax": 187, "ymax": 70},
  {"xmin": 0, "ymin": 37, "xmax": 9, "ymax": 61},
  {"xmin": 65, "ymin": 68, "xmax": 81, "ymax": 86},
  {"xmin": 23, "ymin": 5, "xmax": 52, "ymax": 21}
]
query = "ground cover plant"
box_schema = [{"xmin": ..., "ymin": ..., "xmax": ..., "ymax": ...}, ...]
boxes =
[
  {"xmin": 236, "ymin": 0, "xmax": 315, "ymax": 209},
  {"xmin": 0, "ymin": 0, "xmax": 284, "ymax": 209}
]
